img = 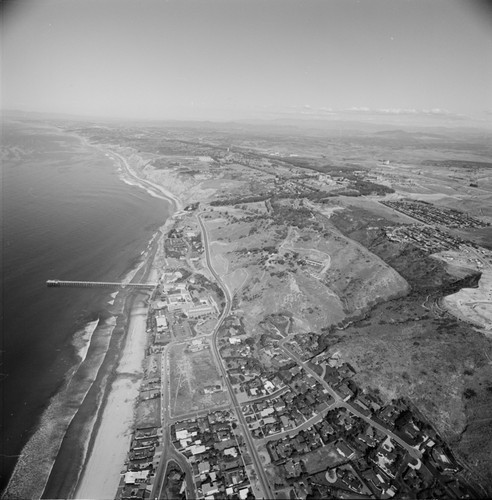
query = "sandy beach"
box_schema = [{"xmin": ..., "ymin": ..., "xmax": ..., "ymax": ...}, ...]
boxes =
[
  {"xmin": 72, "ymin": 145, "xmax": 181, "ymax": 498},
  {"xmin": 70, "ymin": 131, "xmax": 184, "ymax": 212},
  {"xmin": 74, "ymin": 299, "xmax": 151, "ymax": 499},
  {"xmin": 107, "ymin": 148, "xmax": 184, "ymax": 213}
]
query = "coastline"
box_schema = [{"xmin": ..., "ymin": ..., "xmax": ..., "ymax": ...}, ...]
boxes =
[
  {"xmin": 41, "ymin": 232, "xmax": 161, "ymax": 499},
  {"xmin": 60, "ymin": 128, "xmax": 183, "ymax": 213},
  {"xmin": 2, "ymin": 128, "xmax": 179, "ymax": 499},
  {"xmin": 73, "ymin": 292, "xmax": 151, "ymax": 499},
  {"xmin": 1, "ymin": 129, "xmax": 173, "ymax": 499},
  {"xmin": 71, "ymin": 144, "xmax": 181, "ymax": 498},
  {"xmin": 108, "ymin": 147, "xmax": 184, "ymax": 213}
]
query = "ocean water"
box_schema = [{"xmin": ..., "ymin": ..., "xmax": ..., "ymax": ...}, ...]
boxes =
[{"xmin": 0, "ymin": 121, "xmax": 170, "ymax": 496}]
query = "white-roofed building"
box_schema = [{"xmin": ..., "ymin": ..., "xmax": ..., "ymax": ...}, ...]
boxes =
[
  {"xmin": 239, "ymin": 487, "xmax": 250, "ymax": 499},
  {"xmin": 124, "ymin": 470, "xmax": 149, "ymax": 484},
  {"xmin": 156, "ymin": 316, "xmax": 168, "ymax": 330}
]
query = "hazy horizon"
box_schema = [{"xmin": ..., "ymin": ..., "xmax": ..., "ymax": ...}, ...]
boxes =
[{"xmin": 2, "ymin": 0, "xmax": 492, "ymax": 125}]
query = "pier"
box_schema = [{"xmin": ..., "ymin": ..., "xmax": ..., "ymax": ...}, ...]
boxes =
[{"xmin": 46, "ymin": 279, "xmax": 157, "ymax": 289}]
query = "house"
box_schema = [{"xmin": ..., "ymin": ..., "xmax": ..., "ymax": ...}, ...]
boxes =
[
  {"xmin": 202, "ymin": 482, "xmax": 219, "ymax": 496},
  {"xmin": 124, "ymin": 470, "xmax": 150, "ymax": 485},
  {"xmin": 337, "ymin": 383, "xmax": 354, "ymax": 402},
  {"xmin": 260, "ymin": 407, "xmax": 274, "ymax": 418},
  {"xmin": 362, "ymin": 468, "xmax": 385, "ymax": 492},
  {"xmin": 280, "ymin": 415, "xmax": 292, "ymax": 429},
  {"xmin": 239, "ymin": 488, "xmax": 250, "ymax": 500},
  {"xmin": 190, "ymin": 444, "xmax": 206, "ymax": 455},
  {"xmin": 224, "ymin": 447, "xmax": 238, "ymax": 457},
  {"xmin": 358, "ymin": 392, "xmax": 381, "ymax": 412},
  {"xmin": 336, "ymin": 440, "xmax": 356, "ymax": 459},
  {"xmin": 338, "ymin": 363, "xmax": 355, "ymax": 378},
  {"xmin": 198, "ymin": 461, "xmax": 211, "ymax": 474},
  {"xmin": 284, "ymin": 459, "xmax": 302, "ymax": 478},
  {"xmin": 176, "ymin": 429, "xmax": 192, "ymax": 440},
  {"xmin": 379, "ymin": 405, "xmax": 400, "ymax": 427},
  {"xmin": 402, "ymin": 421, "xmax": 421, "ymax": 441},
  {"xmin": 274, "ymin": 401, "xmax": 286, "ymax": 412}
]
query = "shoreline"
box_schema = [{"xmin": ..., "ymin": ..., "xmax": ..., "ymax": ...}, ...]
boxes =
[
  {"xmin": 73, "ymin": 292, "xmax": 151, "ymax": 499},
  {"xmin": 59, "ymin": 127, "xmax": 183, "ymax": 213},
  {"xmin": 2, "ymin": 129, "xmax": 179, "ymax": 500},
  {"xmin": 1, "ymin": 127, "xmax": 172, "ymax": 499},
  {"xmin": 71, "ymin": 145, "xmax": 181, "ymax": 498},
  {"xmin": 107, "ymin": 147, "xmax": 184, "ymax": 213}
]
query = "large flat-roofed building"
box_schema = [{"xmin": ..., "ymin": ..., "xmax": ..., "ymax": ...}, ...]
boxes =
[
  {"xmin": 124, "ymin": 470, "xmax": 150, "ymax": 484},
  {"xmin": 305, "ymin": 258, "xmax": 323, "ymax": 268},
  {"xmin": 155, "ymin": 316, "xmax": 168, "ymax": 330},
  {"xmin": 187, "ymin": 304, "xmax": 215, "ymax": 318}
]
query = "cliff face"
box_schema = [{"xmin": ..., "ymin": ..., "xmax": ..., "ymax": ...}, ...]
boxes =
[{"xmin": 442, "ymin": 270, "xmax": 492, "ymax": 332}]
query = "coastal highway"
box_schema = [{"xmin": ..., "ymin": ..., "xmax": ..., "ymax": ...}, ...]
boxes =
[{"xmin": 197, "ymin": 213, "xmax": 274, "ymax": 500}]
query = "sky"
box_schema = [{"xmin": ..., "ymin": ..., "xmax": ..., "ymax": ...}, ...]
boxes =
[{"xmin": 2, "ymin": 0, "xmax": 492, "ymax": 123}]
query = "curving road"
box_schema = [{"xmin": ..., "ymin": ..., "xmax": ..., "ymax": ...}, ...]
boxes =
[{"xmin": 197, "ymin": 213, "xmax": 273, "ymax": 499}]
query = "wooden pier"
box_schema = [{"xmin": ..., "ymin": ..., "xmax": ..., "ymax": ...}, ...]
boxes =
[{"xmin": 46, "ymin": 279, "xmax": 157, "ymax": 289}]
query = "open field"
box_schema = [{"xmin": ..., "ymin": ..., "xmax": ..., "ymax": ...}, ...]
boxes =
[
  {"xmin": 302, "ymin": 443, "xmax": 347, "ymax": 474},
  {"xmin": 135, "ymin": 398, "xmax": 161, "ymax": 428},
  {"xmin": 168, "ymin": 342, "xmax": 229, "ymax": 416}
]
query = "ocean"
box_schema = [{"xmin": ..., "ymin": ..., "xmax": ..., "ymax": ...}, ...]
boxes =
[{"xmin": 1, "ymin": 120, "xmax": 170, "ymax": 497}]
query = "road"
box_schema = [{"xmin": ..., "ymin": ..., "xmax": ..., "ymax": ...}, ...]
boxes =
[
  {"xmin": 281, "ymin": 342, "xmax": 422, "ymax": 460},
  {"xmin": 151, "ymin": 346, "xmax": 196, "ymax": 500},
  {"xmin": 153, "ymin": 209, "xmax": 421, "ymax": 498},
  {"xmin": 241, "ymin": 386, "xmax": 290, "ymax": 406},
  {"xmin": 255, "ymin": 404, "xmax": 337, "ymax": 446},
  {"xmin": 197, "ymin": 212, "xmax": 274, "ymax": 500}
]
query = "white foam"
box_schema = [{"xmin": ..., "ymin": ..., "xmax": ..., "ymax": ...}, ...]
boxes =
[
  {"xmin": 4, "ymin": 316, "xmax": 118, "ymax": 499},
  {"xmin": 107, "ymin": 291, "xmax": 119, "ymax": 305},
  {"xmin": 117, "ymin": 170, "xmax": 172, "ymax": 202},
  {"xmin": 71, "ymin": 319, "xmax": 99, "ymax": 364}
]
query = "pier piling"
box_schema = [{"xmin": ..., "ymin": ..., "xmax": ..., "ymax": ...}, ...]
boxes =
[{"xmin": 46, "ymin": 279, "xmax": 157, "ymax": 289}]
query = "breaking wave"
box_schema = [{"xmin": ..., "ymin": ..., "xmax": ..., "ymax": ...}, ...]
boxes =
[{"xmin": 2, "ymin": 314, "xmax": 118, "ymax": 500}]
